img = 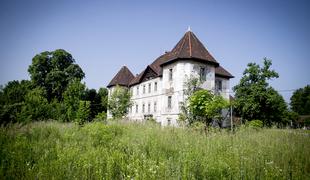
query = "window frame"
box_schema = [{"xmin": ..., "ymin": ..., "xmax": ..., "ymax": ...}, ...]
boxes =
[
  {"xmin": 154, "ymin": 82, "xmax": 157, "ymax": 92},
  {"xmin": 200, "ymin": 66, "xmax": 206, "ymax": 82},
  {"xmin": 169, "ymin": 68, "xmax": 173, "ymax": 81},
  {"xmin": 168, "ymin": 96, "xmax": 172, "ymax": 109}
]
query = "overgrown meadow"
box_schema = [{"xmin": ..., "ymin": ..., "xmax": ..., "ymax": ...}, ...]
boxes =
[{"xmin": 0, "ymin": 121, "xmax": 309, "ymax": 179}]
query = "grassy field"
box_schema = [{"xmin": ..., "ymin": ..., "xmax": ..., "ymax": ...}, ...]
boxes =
[{"xmin": 0, "ymin": 121, "xmax": 309, "ymax": 179}]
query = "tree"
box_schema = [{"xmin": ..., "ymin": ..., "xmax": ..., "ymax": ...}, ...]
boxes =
[
  {"xmin": 18, "ymin": 88, "xmax": 51, "ymax": 122},
  {"xmin": 98, "ymin": 87, "xmax": 108, "ymax": 112},
  {"xmin": 189, "ymin": 89, "xmax": 229, "ymax": 129},
  {"xmin": 84, "ymin": 88, "xmax": 106, "ymax": 119},
  {"xmin": 179, "ymin": 75, "xmax": 202, "ymax": 125},
  {"xmin": 290, "ymin": 85, "xmax": 310, "ymax": 115},
  {"xmin": 28, "ymin": 49, "xmax": 85, "ymax": 101},
  {"xmin": 76, "ymin": 100, "xmax": 91, "ymax": 125},
  {"xmin": 63, "ymin": 79, "xmax": 86, "ymax": 121},
  {"xmin": 0, "ymin": 80, "xmax": 32, "ymax": 124},
  {"xmin": 108, "ymin": 86, "xmax": 132, "ymax": 119},
  {"xmin": 233, "ymin": 58, "xmax": 288, "ymax": 126},
  {"xmin": 0, "ymin": 80, "xmax": 32, "ymax": 105}
]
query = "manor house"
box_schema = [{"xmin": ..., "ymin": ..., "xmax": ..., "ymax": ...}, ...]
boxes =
[{"xmin": 107, "ymin": 30, "xmax": 234, "ymax": 126}]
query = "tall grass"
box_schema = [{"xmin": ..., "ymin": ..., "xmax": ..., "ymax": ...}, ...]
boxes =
[{"xmin": 0, "ymin": 121, "xmax": 309, "ymax": 179}]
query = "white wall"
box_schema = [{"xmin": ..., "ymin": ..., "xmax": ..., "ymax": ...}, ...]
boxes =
[{"xmin": 108, "ymin": 60, "xmax": 230, "ymax": 126}]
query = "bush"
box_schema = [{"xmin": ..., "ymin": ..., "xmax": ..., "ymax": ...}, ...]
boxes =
[
  {"xmin": 94, "ymin": 111, "xmax": 107, "ymax": 122},
  {"xmin": 76, "ymin": 100, "xmax": 91, "ymax": 125},
  {"xmin": 247, "ymin": 120, "xmax": 263, "ymax": 129}
]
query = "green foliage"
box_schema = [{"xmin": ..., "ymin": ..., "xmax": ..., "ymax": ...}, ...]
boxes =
[
  {"xmin": 0, "ymin": 80, "xmax": 32, "ymax": 124},
  {"xmin": 63, "ymin": 79, "xmax": 86, "ymax": 121},
  {"xmin": 0, "ymin": 121, "xmax": 309, "ymax": 179},
  {"xmin": 233, "ymin": 58, "xmax": 288, "ymax": 126},
  {"xmin": 28, "ymin": 49, "xmax": 85, "ymax": 101},
  {"xmin": 17, "ymin": 88, "xmax": 51, "ymax": 122},
  {"xmin": 0, "ymin": 49, "xmax": 110, "ymax": 124},
  {"xmin": 108, "ymin": 86, "xmax": 132, "ymax": 119},
  {"xmin": 247, "ymin": 120, "xmax": 263, "ymax": 129},
  {"xmin": 0, "ymin": 80, "xmax": 32, "ymax": 105},
  {"xmin": 76, "ymin": 100, "xmax": 91, "ymax": 125},
  {"xmin": 84, "ymin": 88, "xmax": 107, "ymax": 119},
  {"xmin": 179, "ymin": 75, "xmax": 202, "ymax": 125},
  {"xmin": 290, "ymin": 85, "xmax": 310, "ymax": 115},
  {"xmin": 189, "ymin": 89, "xmax": 229, "ymax": 126},
  {"xmin": 94, "ymin": 111, "xmax": 107, "ymax": 122},
  {"xmin": 98, "ymin": 87, "xmax": 108, "ymax": 112}
]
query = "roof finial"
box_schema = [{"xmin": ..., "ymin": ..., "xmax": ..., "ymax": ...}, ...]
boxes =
[{"xmin": 187, "ymin": 26, "xmax": 191, "ymax": 32}]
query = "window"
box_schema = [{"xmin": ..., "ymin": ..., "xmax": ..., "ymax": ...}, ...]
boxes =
[
  {"xmin": 169, "ymin": 68, "xmax": 173, "ymax": 81},
  {"xmin": 154, "ymin": 102, "xmax": 157, "ymax": 112},
  {"xmin": 136, "ymin": 87, "xmax": 139, "ymax": 95},
  {"xmin": 154, "ymin": 82, "xmax": 157, "ymax": 92},
  {"xmin": 136, "ymin": 105, "xmax": 138, "ymax": 113},
  {"xmin": 148, "ymin": 83, "xmax": 151, "ymax": 93},
  {"xmin": 167, "ymin": 118, "xmax": 171, "ymax": 126},
  {"xmin": 148, "ymin": 103, "xmax": 151, "ymax": 113},
  {"xmin": 142, "ymin": 104, "xmax": 145, "ymax": 113},
  {"xmin": 200, "ymin": 67, "xmax": 206, "ymax": 81},
  {"xmin": 168, "ymin": 96, "xmax": 172, "ymax": 109},
  {"xmin": 143, "ymin": 85, "xmax": 146, "ymax": 94},
  {"xmin": 215, "ymin": 80, "xmax": 223, "ymax": 91}
]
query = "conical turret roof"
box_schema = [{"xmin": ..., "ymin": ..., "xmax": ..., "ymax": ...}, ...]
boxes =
[
  {"xmin": 160, "ymin": 30, "xmax": 219, "ymax": 66},
  {"xmin": 107, "ymin": 66, "xmax": 134, "ymax": 87}
]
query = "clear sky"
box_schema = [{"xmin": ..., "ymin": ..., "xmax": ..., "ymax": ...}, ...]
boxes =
[{"xmin": 0, "ymin": 0, "xmax": 309, "ymax": 103}]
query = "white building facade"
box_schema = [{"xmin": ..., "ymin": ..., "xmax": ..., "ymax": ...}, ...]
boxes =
[{"xmin": 107, "ymin": 30, "xmax": 233, "ymax": 126}]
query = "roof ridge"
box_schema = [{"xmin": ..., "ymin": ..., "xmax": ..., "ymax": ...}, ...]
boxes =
[{"xmin": 188, "ymin": 31, "xmax": 192, "ymax": 57}]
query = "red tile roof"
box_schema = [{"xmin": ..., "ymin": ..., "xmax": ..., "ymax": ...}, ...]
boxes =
[{"xmin": 107, "ymin": 66, "xmax": 134, "ymax": 87}]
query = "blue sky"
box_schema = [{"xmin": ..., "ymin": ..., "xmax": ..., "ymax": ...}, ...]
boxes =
[{"xmin": 0, "ymin": 0, "xmax": 309, "ymax": 102}]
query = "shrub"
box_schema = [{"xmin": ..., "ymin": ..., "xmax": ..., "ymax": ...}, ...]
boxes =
[
  {"xmin": 247, "ymin": 120, "xmax": 263, "ymax": 129},
  {"xmin": 94, "ymin": 111, "xmax": 107, "ymax": 123},
  {"xmin": 76, "ymin": 100, "xmax": 91, "ymax": 125}
]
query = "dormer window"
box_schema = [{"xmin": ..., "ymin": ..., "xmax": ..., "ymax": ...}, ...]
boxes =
[
  {"xmin": 200, "ymin": 67, "xmax": 206, "ymax": 81},
  {"xmin": 169, "ymin": 68, "xmax": 173, "ymax": 81}
]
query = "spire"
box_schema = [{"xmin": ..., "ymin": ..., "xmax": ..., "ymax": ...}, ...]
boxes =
[{"xmin": 187, "ymin": 26, "xmax": 191, "ymax": 32}]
